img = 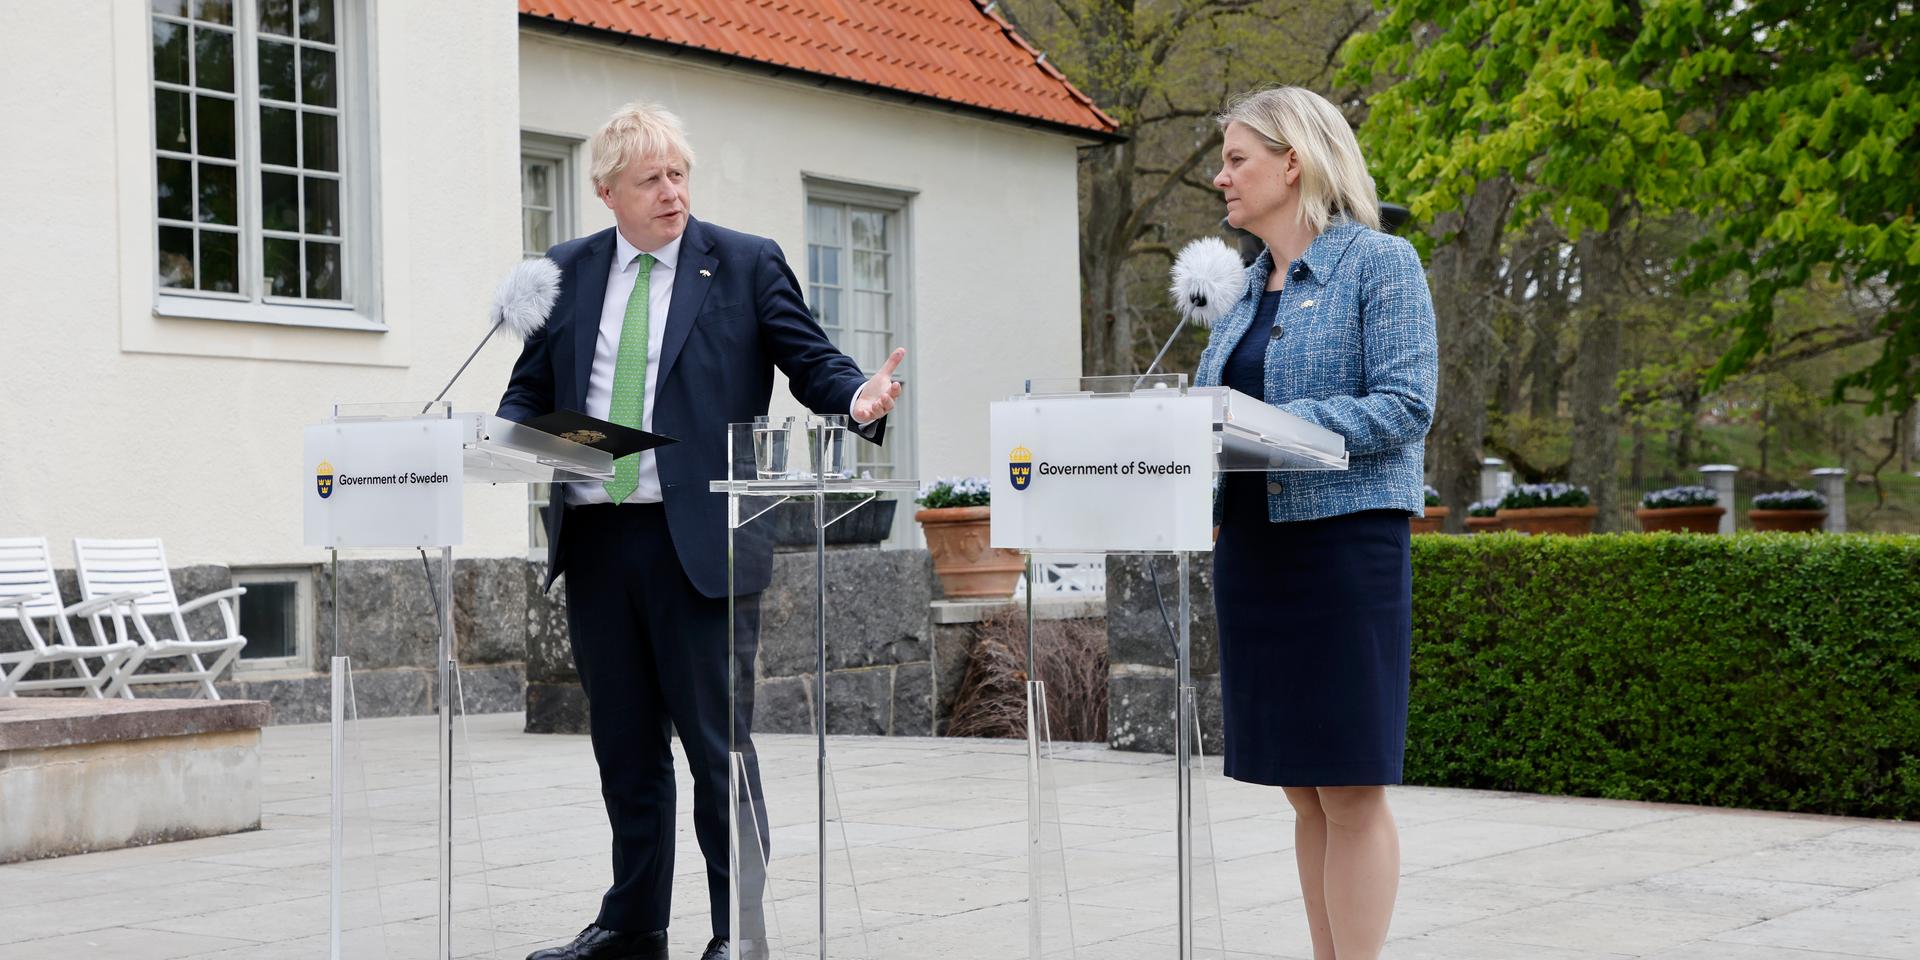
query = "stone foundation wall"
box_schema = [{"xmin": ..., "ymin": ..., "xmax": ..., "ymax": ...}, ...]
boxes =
[
  {"xmin": 1105, "ymin": 555, "xmax": 1223, "ymax": 755},
  {"xmin": 526, "ymin": 546, "xmax": 938, "ymax": 738},
  {"xmin": 7, "ymin": 549, "xmax": 1124, "ymax": 747},
  {"xmin": 1, "ymin": 559, "xmax": 530, "ymax": 724},
  {"xmin": 757, "ymin": 547, "xmax": 936, "ymax": 736}
]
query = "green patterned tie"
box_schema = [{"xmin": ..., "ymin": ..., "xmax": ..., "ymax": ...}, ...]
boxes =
[{"xmin": 602, "ymin": 252, "xmax": 655, "ymax": 503}]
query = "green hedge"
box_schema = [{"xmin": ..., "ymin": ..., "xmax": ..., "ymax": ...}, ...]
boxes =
[{"xmin": 1410, "ymin": 533, "xmax": 1920, "ymax": 819}]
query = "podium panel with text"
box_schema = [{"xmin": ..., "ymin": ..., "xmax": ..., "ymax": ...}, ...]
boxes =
[
  {"xmin": 990, "ymin": 376, "xmax": 1346, "ymax": 960},
  {"xmin": 302, "ymin": 402, "xmax": 611, "ymax": 960}
]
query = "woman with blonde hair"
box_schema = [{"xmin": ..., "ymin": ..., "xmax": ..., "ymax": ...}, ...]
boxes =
[{"xmin": 1197, "ymin": 86, "xmax": 1437, "ymax": 959}]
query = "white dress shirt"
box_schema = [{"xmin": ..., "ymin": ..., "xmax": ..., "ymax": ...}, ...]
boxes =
[
  {"xmin": 568, "ymin": 230, "xmax": 680, "ymax": 505},
  {"xmin": 567, "ymin": 227, "xmax": 879, "ymax": 507}
]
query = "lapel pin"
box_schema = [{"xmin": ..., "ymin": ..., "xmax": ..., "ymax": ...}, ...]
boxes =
[
  {"xmin": 1301, "ymin": 299, "xmax": 1315, "ymax": 308},
  {"xmin": 699, "ymin": 268, "xmax": 712, "ymax": 278}
]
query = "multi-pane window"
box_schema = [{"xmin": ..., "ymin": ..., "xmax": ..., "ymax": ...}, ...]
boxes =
[
  {"xmin": 520, "ymin": 137, "xmax": 577, "ymax": 552},
  {"xmin": 806, "ymin": 193, "xmax": 910, "ymax": 483},
  {"xmin": 256, "ymin": 0, "xmax": 344, "ymax": 300},
  {"xmin": 153, "ymin": 1, "xmax": 242, "ymax": 293},
  {"xmin": 807, "ymin": 202, "xmax": 895, "ymax": 373},
  {"xmin": 150, "ymin": 0, "xmax": 361, "ymax": 316},
  {"xmin": 522, "ymin": 154, "xmax": 564, "ymax": 258}
]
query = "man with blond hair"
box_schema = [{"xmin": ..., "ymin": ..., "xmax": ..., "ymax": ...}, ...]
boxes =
[{"xmin": 500, "ymin": 103, "xmax": 903, "ymax": 960}]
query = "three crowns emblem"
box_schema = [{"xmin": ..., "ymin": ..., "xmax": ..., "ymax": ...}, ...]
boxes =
[{"xmin": 1008, "ymin": 445, "xmax": 1033, "ymax": 491}]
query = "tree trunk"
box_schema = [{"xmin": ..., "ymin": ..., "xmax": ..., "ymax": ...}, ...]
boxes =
[
  {"xmin": 1497, "ymin": 255, "xmax": 1531, "ymax": 414},
  {"xmin": 1568, "ymin": 227, "xmax": 1627, "ymax": 531},
  {"xmin": 1759, "ymin": 399, "xmax": 1773, "ymax": 477},
  {"xmin": 1629, "ymin": 423, "xmax": 1647, "ymax": 494},
  {"xmin": 1425, "ymin": 178, "xmax": 1517, "ymax": 530},
  {"xmin": 1080, "ymin": 141, "xmax": 1138, "ymax": 377},
  {"xmin": 1673, "ymin": 389, "xmax": 1701, "ymax": 481},
  {"xmin": 1902, "ymin": 403, "xmax": 1915, "ymax": 475},
  {"xmin": 1527, "ymin": 247, "xmax": 1569, "ymax": 419}
]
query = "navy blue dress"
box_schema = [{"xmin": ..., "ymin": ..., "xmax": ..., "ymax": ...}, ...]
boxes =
[{"xmin": 1214, "ymin": 288, "xmax": 1413, "ymax": 786}]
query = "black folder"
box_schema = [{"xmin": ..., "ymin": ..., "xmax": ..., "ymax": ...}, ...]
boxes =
[{"xmin": 522, "ymin": 410, "xmax": 675, "ymax": 460}]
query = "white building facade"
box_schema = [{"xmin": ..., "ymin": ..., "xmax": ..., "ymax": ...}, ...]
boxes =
[{"xmin": 0, "ymin": 0, "xmax": 1109, "ymax": 694}]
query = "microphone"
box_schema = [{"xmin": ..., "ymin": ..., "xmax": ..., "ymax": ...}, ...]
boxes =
[
  {"xmin": 428, "ymin": 257, "xmax": 562, "ymax": 408},
  {"xmin": 1141, "ymin": 236, "xmax": 1247, "ymax": 380}
]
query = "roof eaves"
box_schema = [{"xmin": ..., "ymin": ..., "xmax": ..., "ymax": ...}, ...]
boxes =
[{"xmin": 520, "ymin": 12, "xmax": 1126, "ymax": 144}]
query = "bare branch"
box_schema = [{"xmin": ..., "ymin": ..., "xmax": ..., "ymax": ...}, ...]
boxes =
[
  {"xmin": 1309, "ymin": 3, "xmax": 1378, "ymax": 87},
  {"xmin": 1138, "ymin": 106, "xmax": 1219, "ymax": 126},
  {"xmin": 1045, "ymin": 0, "xmax": 1082, "ymax": 31},
  {"xmin": 1742, "ymin": 323, "xmax": 1886, "ymax": 377},
  {"xmin": 1144, "ymin": 0, "xmax": 1260, "ymax": 70},
  {"xmin": 1179, "ymin": 175, "xmax": 1218, "ymax": 197},
  {"xmin": 1122, "ymin": 130, "xmax": 1225, "ymax": 244}
]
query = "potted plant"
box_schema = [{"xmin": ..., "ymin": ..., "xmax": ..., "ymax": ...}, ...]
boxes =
[
  {"xmin": 1495, "ymin": 482, "xmax": 1597, "ymax": 535},
  {"xmin": 914, "ymin": 476, "xmax": 1023, "ymax": 598},
  {"xmin": 1749, "ymin": 489, "xmax": 1829, "ymax": 532},
  {"xmin": 1411, "ymin": 484, "xmax": 1449, "ymax": 533},
  {"xmin": 1465, "ymin": 499, "xmax": 1503, "ymax": 533},
  {"xmin": 1635, "ymin": 485, "xmax": 1725, "ymax": 533}
]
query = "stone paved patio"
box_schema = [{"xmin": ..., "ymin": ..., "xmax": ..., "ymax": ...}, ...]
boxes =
[{"xmin": 0, "ymin": 712, "xmax": 1915, "ymax": 959}]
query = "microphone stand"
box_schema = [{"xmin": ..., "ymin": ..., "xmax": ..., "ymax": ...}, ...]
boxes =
[
  {"xmin": 1136, "ymin": 314, "xmax": 1194, "ymax": 388},
  {"xmin": 422, "ymin": 318, "xmax": 505, "ymax": 415}
]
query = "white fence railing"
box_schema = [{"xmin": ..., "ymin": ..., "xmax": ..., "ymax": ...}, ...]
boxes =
[{"xmin": 1013, "ymin": 554, "xmax": 1106, "ymax": 599}]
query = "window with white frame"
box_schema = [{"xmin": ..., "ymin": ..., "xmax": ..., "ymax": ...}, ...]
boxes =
[
  {"xmin": 232, "ymin": 566, "xmax": 313, "ymax": 671},
  {"xmin": 805, "ymin": 182, "xmax": 913, "ymax": 489},
  {"xmin": 521, "ymin": 137, "xmax": 575, "ymax": 258},
  {"xmin": 150, "ymin": 0, "xmax": 375, "ymax": 327},
  {"xmin": 521, "ymin": 135, "xmax": 578, "ymax": 552}
]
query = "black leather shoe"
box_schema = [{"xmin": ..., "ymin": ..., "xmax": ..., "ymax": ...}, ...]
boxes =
[
  {"xmin": 526, "ymin": 924, "xmax": 667, "ymax": 960},
  {"xmin": 699, "ymin": 938, "xmax": 770, "ymax": 960}
]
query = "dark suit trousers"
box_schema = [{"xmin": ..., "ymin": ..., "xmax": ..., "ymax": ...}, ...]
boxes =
[{"xmin": 562, "ymin": 501, "xmax": 766, "ymax": 938}]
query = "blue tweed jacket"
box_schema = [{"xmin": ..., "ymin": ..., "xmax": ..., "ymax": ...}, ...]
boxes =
[{"xmin": 1195, "ymin": 218, "xmax": 1439, "ymax": 522}]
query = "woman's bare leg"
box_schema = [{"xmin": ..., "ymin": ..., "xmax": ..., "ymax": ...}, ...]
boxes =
[
  {"xmin": 1282, "ymin": 786, "xmax": 1336, "ymax": 960},
  {"xmin": 1316, "ymin": 786, "xmax": 1399, "ymax": 959}
]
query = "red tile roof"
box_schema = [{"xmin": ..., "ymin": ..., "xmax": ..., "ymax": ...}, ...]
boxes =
[{"xmin": 520, "ymin": 0, "xmax": 1119, "ymax": 136}]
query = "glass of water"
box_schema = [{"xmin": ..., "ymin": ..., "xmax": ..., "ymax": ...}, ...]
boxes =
[
  {"xmin": 753, "ymin": 415, "xmax": 793, "ymax": 480},
  {"xmin": 811, "ymin": 416, "xmax": 854, "ymax": 480}
]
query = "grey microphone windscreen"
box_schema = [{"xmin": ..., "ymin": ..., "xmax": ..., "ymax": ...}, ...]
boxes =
[
  {"xmin": 492, "ymin": 258, "xmax": 562, "ymax": 341},
  {"xmin": 1168, "ymin": 236, "xmax": 1247, "ymax": 328}
]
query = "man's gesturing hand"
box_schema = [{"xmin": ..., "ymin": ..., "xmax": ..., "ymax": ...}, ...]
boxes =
[{"xmin": 852, "ymin": 347, "xmax": 906, "ymax": 424}]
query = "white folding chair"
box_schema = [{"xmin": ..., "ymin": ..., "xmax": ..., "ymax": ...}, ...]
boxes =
[
  {"xmin": 0, "ymin": 537, "xmax": 140, "ymax": 697},
  {"xmin": 72, "ymin": 538, "xmax": 247, "ymax": 699}
]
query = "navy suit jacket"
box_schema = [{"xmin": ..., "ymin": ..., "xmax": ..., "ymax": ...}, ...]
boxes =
[{"xmin": 498, "ymin": 217, "xmax": 883, "ymax": 598}]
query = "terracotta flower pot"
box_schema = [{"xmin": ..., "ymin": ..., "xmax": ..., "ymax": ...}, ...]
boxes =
[
  {"xmin": 1464, "ymin": 515, "xmax": 1503, "ymax": 533},
  {"xmin": 915, "ymin": 506, "xmax": 1024, "ymax": 598},
  {"xmin": 1635, "ymin": 505, "xmax": 1726, "ymax": 533},
  {"xmin": 1748, "ymin": 509, "xmax": 1828, "ymax": 533},
  {"xmin": 1495, "ymin": 506, "xmax": 1598, "ymax": 536},
  {"xmin": 1410, "ymin": 506, "xmax": 1449, "ymax": 534}
]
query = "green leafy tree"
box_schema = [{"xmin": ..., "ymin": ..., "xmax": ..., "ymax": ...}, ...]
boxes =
[
  {"xmin": 1651, "ymin": 1, "xmax": 1919, "ymax": 414},
  {"xmin": 1340, "ymin": 0, "xmax": 1703, "ymax": 528},
  {"xmin": 1341, "ymin": 0, "xmax": 1917, "ymax": 526},
  {"xmin": 1343, "ymin": 1, "xmax": 1703, "ymax": 242}
]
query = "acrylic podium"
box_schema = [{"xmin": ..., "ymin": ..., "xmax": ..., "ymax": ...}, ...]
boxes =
[
  {"xmin": 303, "ymin": 401, "xmax": 613, "ymax": 960},
  {"xmin": 710, "ymin": 414, "xmax": 916, "ymax": 960},
  {"xmin": 990, "ymin": 375, "xmax": 1349, "ymax": 960}
]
